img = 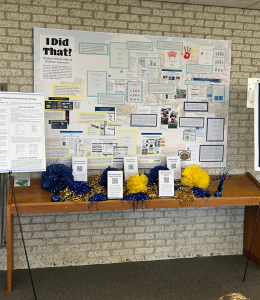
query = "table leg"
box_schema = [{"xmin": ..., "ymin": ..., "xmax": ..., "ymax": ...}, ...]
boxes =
[
  {"xmin": 7, "ymin": 203, "xmax": 14, "ymax": 293},
  {"xmin": 243, "ymin": 205, "xmax": 260, "ymax": 267}
]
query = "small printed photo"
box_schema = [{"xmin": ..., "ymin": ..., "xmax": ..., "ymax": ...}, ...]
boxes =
[
  {"xmin": 161, "ymin": 107, "xmax": 171, "ymax": 125},
  {"xmin": 168, "ymin": 112, "xmax": 178, "ymax": 129},
  {"xmin": 176, "ymin": 89, "xmax": 187, "ymax": 99}
]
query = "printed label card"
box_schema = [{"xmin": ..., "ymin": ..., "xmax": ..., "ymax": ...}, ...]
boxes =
[
  {"xmin": 123, "ymin": 156, "xmax": 138, "ymax": 180},
  {"xmin": 166, "ymin": 156, "xmax": 181, "ymax": 180},
  {"xmin": 72, "ymin": 156, "xmax": 88, "ymax": 181},
  {"xmin": 107, "ymin": 171, "xmax": 123, "ymax": 199},
  {"xmin": 159, "ymin": 170, "xmax": 174, "ymax": 198}
]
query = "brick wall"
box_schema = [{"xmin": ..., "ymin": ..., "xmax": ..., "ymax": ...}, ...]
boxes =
[
  {"xmin": 0, "ymin": 207, "xmax": 244, "ymax": 270},
  {"xmin": 0, "ymin": 0, "xmax": 258, "ymax": 269}
]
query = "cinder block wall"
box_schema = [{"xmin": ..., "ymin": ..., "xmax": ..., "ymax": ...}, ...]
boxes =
[{"xmin": 0, "ymin": 0, "xmax": 258, "ymax": 269}]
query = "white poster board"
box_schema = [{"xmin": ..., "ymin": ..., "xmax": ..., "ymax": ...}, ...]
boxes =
[
  {"xmin": 34, "ymin": 28, "xmax": 231, "ymax": 169},
  {"xmin": 0, "ymin": 92, "xmax": 45, "ymax": 173}
]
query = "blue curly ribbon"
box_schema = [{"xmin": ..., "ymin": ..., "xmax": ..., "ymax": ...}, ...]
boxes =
[
  {"xmin": 88, "ymin": 193, "xmax": 108, "ymax": 210},
  {"xmin": 123, "ymin": 192, "xmax": 151, "ymax": 211},
  {"xmin": 99, "ymin": 166, "xmax": 119, "ymax": 187},
  {"xmin": 70, "ymin": 181, "xmax": 91, "ymax": 194},
  {"xmin": 192, "ymin": 187, "xmax": 211, "ymax": 198},
  {"xmin": 174, "ymin": 184, "xmax": 183, "ymax": 191}
]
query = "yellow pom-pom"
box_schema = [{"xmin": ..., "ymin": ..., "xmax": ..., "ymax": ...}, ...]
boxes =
[
  {"xmin": 181, "ymin": 164, "xmax": 210, "ymax": 189},
  {"xmin": 127, "ymin": 173, "xmax": 148, "ymax": 194}
]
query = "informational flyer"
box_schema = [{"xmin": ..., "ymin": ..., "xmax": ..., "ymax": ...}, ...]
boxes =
[
  {"xmin": 72, "ymin": 156, "xmax": 87, "ymax": 181},
  {"xmin": 166, "ymin": 156, "xmax": 181, "ymax": 180},
  {"xmin": 76, "ymin": 143, "xmax": 87, "ymax": 157},
  {"xmin": 91, "ymin": 139, "xmax": 117, "ymax": 157},
  {"xmin": 60, "ymin": 131, "xmax": 83, "ymax": 156},
  {"xmin": 0, "ymin": 92, "xmax": 46, "ymax": 173},
  {"xmin": 159, "ymin": 170, "xmax": 174, "ymax": 197},
  {"xmin": 107, "ymin": 170, "xmax": 123, "ymax": 199},
  {"xmin": 123, "ymin": 156, "xmax": 138, "ymax": 180},
  {"xmin": 141, "ymin": 133, "xmax": 165, "ymax": 155}
]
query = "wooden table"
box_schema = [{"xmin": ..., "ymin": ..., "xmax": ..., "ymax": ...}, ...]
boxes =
[{"xmin": 6, "ymin": 173, "xmax": 260, "ymax": 293}]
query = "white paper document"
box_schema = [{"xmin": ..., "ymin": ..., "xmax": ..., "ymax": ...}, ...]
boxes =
[
  {"xmin": 110, "ymin": 43, "xmax": 129, "ymax": 69},
  {"xmin": 179, "ymin": 117, "xmax": 204, "ymax": 128},
  {"xmin": 107, "ymin": 170, "xmax": 123, "ymax": 199},
  {"xmin": 72, "ymin": 156, "xmax": 88, "ymax": 181},
  {"xmin": 130, "ymin": 114, "xmax": 157, "ymax": 127},
  {"xmin": 46, "ymin": 146, "xmax": 71, "ymax": 159},
  {"xmin": 159, "ymin": 170, "xmax": 174, "ymax": 197},
  {"xmin": 87, "ymin": 71, "xmax": 107, "ymax": 97},
  {"xmin": 166, "ymin": 156, "xmax": 181, "ymax": 180},
  {"xmin": 199, "ymin": 145, "xmax": 224, "ymax": 162},
  {"xmin": 60, "ymin": 131, "xmax": 83, "ymax": 156},
  {"xmin": 206, "ymin": 118, "xmax": 225, "ymax": 142},
  {"xmin": 0, "ymin": 92, "xmax": 46, "ymax": 173},
  {"xmin": 87, "ymin": 156, "xmax": 113, "ymax": 166},
  {"xmin": 76, "ymin": 143, "xmax": 87, "ymax": 157},
  {"xmin": 123, "ymin": 156, "xmax": 138, "ymax": 180},
  {"xmin": 199, "ymin": 46, "xmax": 214, "ymax": 65},
  {"xmin": 117, "ymin": 130, "xmax": 137, "ymax": 154}
]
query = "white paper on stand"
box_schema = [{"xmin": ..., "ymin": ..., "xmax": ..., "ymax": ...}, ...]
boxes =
[
  {"xmin": 123, "ymin": 156, "xmax": 138, "ymax": 180},
  {"xmin": 107, "ymin": 171, "xmax": 123, "ymax": 199},
  {"xmin": 72, "ymin": 156, "xmax": 88, "ymax": 181},
  {"xmin": 166, "ymin": 156, "xmax": 181, "ymax": 180},
  {"xmin": 159, "ymin": 170, "xmax": 174, "ymax": 198}
]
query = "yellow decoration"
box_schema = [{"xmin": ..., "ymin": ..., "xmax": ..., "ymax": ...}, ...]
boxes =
[
  {"xmin": 127, "ymin": 173, "xmax": 148, "ymax": 194},
  {"xmin": 181, "ymin": 164, "xmax": 210, "ymax": 189}
]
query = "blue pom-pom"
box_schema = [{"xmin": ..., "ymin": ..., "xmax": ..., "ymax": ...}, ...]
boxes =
[
  {"xmin": 41, "ymin": 164, "xmax": 74, "ymax": 194},
  {"xmin": 123, "ymin": 192, "xmax": 150, "ymax": 210},
  {"xmin": 100, "ymin": 166, "xmax": 119, "ymax": 187},
  {"xmin": 146, "ymin": 165, "xmax": 169, "ymax": 184},
  {"xmin": 70, "ymin": 181, "xmax": 91, "ymax": 194}
]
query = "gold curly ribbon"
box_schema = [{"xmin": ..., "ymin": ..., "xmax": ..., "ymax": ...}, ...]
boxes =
[
  {"xmin": 146, "ymin": 184, "xmax": 159, "ymax": 199},
  {"xmin": 174, "ymin": 186, "xmax": 194, "ymax": 206}
]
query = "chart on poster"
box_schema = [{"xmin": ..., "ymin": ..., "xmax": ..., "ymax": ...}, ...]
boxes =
[{"xmin": 34, "ymin": 28, "xmax": 231, "ymax": 168}]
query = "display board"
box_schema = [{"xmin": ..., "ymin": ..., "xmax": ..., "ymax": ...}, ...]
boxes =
[
  {"xmin": 0, "ymin": 92, "xmax": 45, "ymax": 173},
  {"xmin": 254, "ymin": 83, "xmax": 260, "ymax": 171},
  {"xmin": 34, "ymin": 28, "xmax": 231, "ymax": 169}
]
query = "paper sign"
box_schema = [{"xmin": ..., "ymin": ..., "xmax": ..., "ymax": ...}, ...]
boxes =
[
  {"xmin": 107, "ymin": 171, "xmax": 123, "ymax": 199},
  {"xmin": 166, "ymin": 156, "xmax": 181, "ymax": 180},
  {"xmin": 72, "ymin": 156, "xmax": 87, "ymax": 181},
  {"xmin": 123, "ymin": 156, "xmax": 138, "ymax": 180},
  {"xmin": 159, "ymin": 170, "xmax": 174, "ymax": 197}
]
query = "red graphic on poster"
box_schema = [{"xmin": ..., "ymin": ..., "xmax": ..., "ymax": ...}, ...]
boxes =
[
  {"xmin": 181, "ymin": 46, "xmax": 193, "ymax": 60},
  {"xmin": 167, "ymin": 51, "xmax": 178, "ymax": 58}
]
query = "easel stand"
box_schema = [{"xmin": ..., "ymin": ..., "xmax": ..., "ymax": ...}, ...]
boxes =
[
  {"xmin": 242, "ymin": 201, "xmax": 260, "ymax": 282},
  {"xmin": 8, "ymin": 172, "xmax": 37, "ymax": 299}
]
